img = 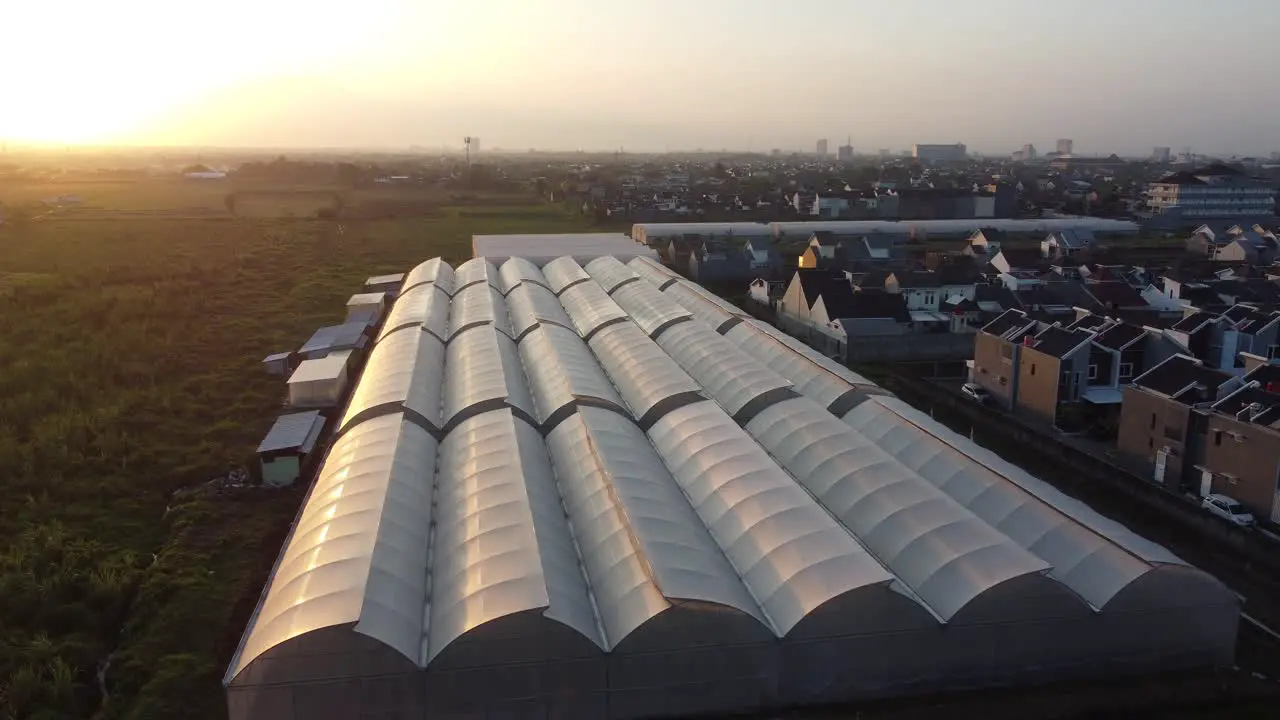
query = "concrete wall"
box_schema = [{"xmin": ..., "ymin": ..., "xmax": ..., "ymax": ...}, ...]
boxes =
[
  {"xmin": 1201, "ymin": 415, "xmax": 1280, "ymax": 520},
  {"xmin": 845, "ymin": 333, "xmax": 974, "ymax": 363},
  {"xmin": 1015, "ymin": 348, "xmax": 1062, "ymax": 424},
  {"xmin": 1117, "ymin": 387, "xmax": 1194, "ymax": 492},
  {"xmin": 972, "ymin": 333, "xmax": 1018, "ymax": 409}
]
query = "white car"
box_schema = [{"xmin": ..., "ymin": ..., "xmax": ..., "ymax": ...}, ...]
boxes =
[
  {"xmin": 961, "ymin": 382, "xmax": 991, "ymax": 404},
  {"xmin": 1201, "ymin": 494, "xmax": 1255, "ymax": 527}
]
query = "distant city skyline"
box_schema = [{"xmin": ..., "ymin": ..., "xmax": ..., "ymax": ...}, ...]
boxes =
[{"xmin": 4, "ymin": 0, "xmax": 1279, "ymax": 156}]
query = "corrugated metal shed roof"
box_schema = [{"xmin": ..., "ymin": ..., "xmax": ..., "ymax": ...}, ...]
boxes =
[
  {"xmin": 473, "ymin": 233, "xmax": 658, "ymax": 265},
  {"xmin": 256, "ymin": 411, "xmax": 325, "ymax": 454},
  {"xmin": 287, "ymin": 352, "xmax": 350, "ymax": 384},
  {"xmin": 298, "ymin": 322, "xmax": 368, "ymax": 356}
]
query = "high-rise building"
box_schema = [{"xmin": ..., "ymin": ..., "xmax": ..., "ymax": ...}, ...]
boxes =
[
  {"xmin": 816, "ymin": 139, "xmax": 828, "ymax": 156},
  {"xmin": 472, "ymin": 138, "xmax": 481, "ymax": 154},
  {"xmin": 1056, "ymin": 138, "xmax": 1073, "ymax": 155},
  {"xmin": 879, "ymin": 149, "xmax": 891, "ymax": 158},
  {"xmin": 1147, "ymin": 163, "xmax": 1275, "ymax": 222},
  {"xmin": 912, "ymin": 143, "xmax": 967, "ymax": 164},
  {"xmin": 837, "ymin": 143, "xmax": 854, "ymax": 162},
  {"xmin": 1152, "ymin": 146, "xmax": 1172, "ymax": 163}
]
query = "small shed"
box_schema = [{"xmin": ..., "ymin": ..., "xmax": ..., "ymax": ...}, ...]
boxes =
[
  {"xmin": 346, "ymin": 292, "xmax": 387, "ymax": 325},
  {"xmin": 298, "ymin": 321, "xmax": 370, "ymax": 360},
  {"xmin": 256, "ymin": 410, "xmax": 326, "ymax": 487},
  {"xmin": 287, "ymin": 351, "xmax": 352, "ymax": 408},
  {"xmin": 262, "ymin": 351, "xmax": 295, "ymax": 376},
  {"xmin": 365, "ymin": 273, "xmax": 405, "ymax": 297}
]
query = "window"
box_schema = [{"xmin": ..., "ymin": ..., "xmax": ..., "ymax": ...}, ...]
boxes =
[
  {"xmin": 1030, "ymin": 364, "xmax": 1037, "ymax": 376},
  {"xmin": 1000, "ymin": 344, "xmax": 1013, "ymax": 362},
  {"xmin": 1270, "ymin": 345, "xmax": 1280, "ymax": 360},
  {"xmin": 1148, "ymin": 438, "xmax": 1154, "ymax": 449},
  {"xmin": 1088, "ymin": 364, "xmax": 1098, "ymax": 380},
  {"xmin": 1119, "ymin": 363, "xmax": 1134, "ymax": 380},
  {"xmin": 1214, "ymin": 430, "xmax": 1222, "ymax": 446},
  {"xmin": 1150, "ymin": 413, "xmax": 1157, "ymax": 430}
]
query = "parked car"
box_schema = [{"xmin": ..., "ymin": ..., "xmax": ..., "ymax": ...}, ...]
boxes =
[
  {"xmin": 961, "ymin": 382, "xmax": 991, "ymax": 405},
  {"xmin": 1201, "ymin": 494, "xmax": 1255, "ymax": 527}
]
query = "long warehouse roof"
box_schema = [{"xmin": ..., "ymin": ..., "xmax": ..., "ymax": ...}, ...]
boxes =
[{"xmin": 227, "ymin": 254, "xmax": 1233, "ymax": 689}]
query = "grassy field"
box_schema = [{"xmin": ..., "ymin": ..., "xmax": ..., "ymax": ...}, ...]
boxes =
[{"xmin": 0, "ymin": 181, "xmax": 592, "ymax": 719}]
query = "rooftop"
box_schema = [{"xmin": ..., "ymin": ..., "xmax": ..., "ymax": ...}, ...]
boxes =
[
  {"xmin": 1133, "ymin": 354, "xmax": 1234, "ymax": 402},
  {"xmin": 472, "ymin": 232, "xmax": 657, "ymax": 265}
]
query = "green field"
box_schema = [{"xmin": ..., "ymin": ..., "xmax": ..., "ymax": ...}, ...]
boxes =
[{"xmin": 0, "ymin": 181, "xmax": 593, "ymax": 719}]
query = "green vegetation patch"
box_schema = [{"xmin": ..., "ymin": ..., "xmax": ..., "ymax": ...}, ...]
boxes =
[{"xmin": 0, "ymin": 186, "xmax": 591, "ymax": 719}]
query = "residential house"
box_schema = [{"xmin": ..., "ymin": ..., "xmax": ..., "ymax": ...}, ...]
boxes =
[
  {"xmin": 688, "ymin": 238, "xmax": 749, "ymax": 284},
  {"xmin": 884, "ymin": 265, "xmax": 981, "ymax": 312},
  {"xmin": 964, "ymin": 228, "xmax": 1006, "ymax": 261},
  {"xmin": 1041, "ymin": 229, "xmax": 1097, "ymax": 260},
  {"xmin": 1012, "ymin": 324, "xmax": 1098, "ymax": 424},
  {"xmin": 748, "ymin": 278, "xmax": 785, "ymax": 306},
  {"xmin": 824, "ymin": 289, "xmax": 913, "ymax": 339},
  {"xmin": 971, "ymin": 309, "xmax": 1039, "ymax": 409},
  {"xmin": 798, "ymin": 232, "xmax": 841, "ymax": 268},
  {"xmin": 742, "ymin": 236, "xmax": 780, "ymax": 276},
  {"xmin": 1116, "ymin": 355, "xmax": 1245, "ymax": 498},
  {"xmin": 780, "ymin": 268, "xmax": 848, "ymax": 327},
  {"xmin": 973, "ymin": 308, "xmax": 1174, "ymax": 424},
  {"xmin": 1212, "ymin": 232, "xmax": 1276, "ymax": 265}
]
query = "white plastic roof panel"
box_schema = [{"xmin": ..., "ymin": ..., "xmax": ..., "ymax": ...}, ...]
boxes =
[
  {"xmin": 610, "ymin": 281, "xmax": 693, "ymax": 338},
  {"xmin": 723, "ymin": 322, "xmax": 863, "ymax": 409},
  {"xmin": 587, "ymin": 322, "xmax": 705, "ymax": 423},
  {"xmin": 558, "ymin": 281, "xmax": 629, "ymax": 337},
  {"xmin": 627, "ymin": 254, "xmax": 681, "ymax": 275},
  {"xmin": 340, "ymin": 329, "xmax": 445, "ymax": 433},
  {"xmin": 442, "ymin": 325, "xmax": 536, "ymax": 428},
  {"xmin": 453, "ymin": 257, "xmax": 499, "ymax": 292},
  {"xmin": 661, "ymin": 282, "xmax": 739, "ymax": 328},
  {"xmin": 427, "ymin": 410, "xmax": 604, "ymax": 663},
  {"xmin": 498, "ymin": 256, "xmax": 550, "ymax": 294},
  {"xmin": 647, "ymin": 401, "xmax": 899, "ymax": 635},
  {"xmin": 746, "ymin": 398, "xmax": 1053, "ymax": 621},
  {"xmin": 505, "ymin": 282, "xmax": 573, "ymax": 339},
  {"xmin": 663, "ymin": 277, "xmax": 749, "ymax": 318},
  {"xmin": 852, "ymin": 396, "xmax": 1185, "ymax": 567},
  {"xmin": 737, "ymin": 319, "xmax": 879, "ymax": 389},
  {"xmin": 655, "ymin": 321, "xmax": 793, "ymax": 418},
  {"xmin": 542, "ymin": 256, "xmax": 593, "ymax": 294},
  {"xmin": 402, "ymin": 257, "xmax": 456, "ymax": 295},
  {"xmin": 227, "ymin": 414, "xmax": 436, "ymax": 682},
  {"xmin": 842, "ymin": 396, "xmax": 1170, "ymax": 606},
  {"xmin": 548, "ymin": 408, "xmax": 769, "ymax": 647},
  {"xmin": 626, "ymin": 256, "xmax": 682, "ymax": 288},
  {"xmin": 448, "ymin": 283, "xmax": 512, "ymax": 339},
  {"xmin": 518, "ymin": 324, "xmax": 625, "ymax": 424},
  {"xmin": 584, "ymin": 256, "xmax": 643, "ymax": 294},
  {"xmin": 376, "ymin": 283, "xmax": 450, "ymax": 343}
]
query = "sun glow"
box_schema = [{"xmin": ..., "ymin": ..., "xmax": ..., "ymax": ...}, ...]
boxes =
[{"xmin": 1, "ymin": 0, "xmax": 397, "ymax": 145}]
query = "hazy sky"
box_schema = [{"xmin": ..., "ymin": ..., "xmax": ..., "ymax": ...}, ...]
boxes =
[{"xmin": 4, "ymin": 0, "xmax": 1278, "ymax": 155}]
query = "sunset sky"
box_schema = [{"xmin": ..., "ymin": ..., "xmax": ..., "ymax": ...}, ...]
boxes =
[{"xmin": 4, "ymin": 0, "xmax": 1278, "ymax": 154}]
